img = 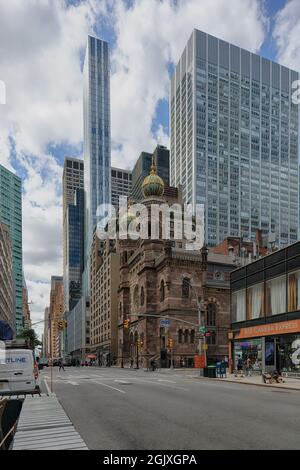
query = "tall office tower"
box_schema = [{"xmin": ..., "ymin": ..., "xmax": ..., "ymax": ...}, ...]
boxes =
[
  {"xmin": 131, "ymin": 146, "xmax": 170, "ymax": 201},
  {"xmin": 83, "ymin": 36, "xmax": 111, "ymax": 265},
  {"xmin": 22, "ymin": 274, "xmax": 31, "ymax": 330},
  {"xmin": 65, "ymin": 189, "xmax": 85, "ymax": 311},
  {"xmin": 0, "ymin": 164, "xmax": 23, "ymax": 332},
  {"xmin": 49, "ymin": 276, "xmax": 64, "ymax": 359},
  {"xmin": 0, "ymin": 223, "xmax": 15, "ymax": 335},
  {"xmin": 62, "ymin": 158, "xmax": 84, "ymax": 311},
  {"xmin": 43, "ymin": 306, "xmax": 50, "ymax": 358},
  {"xmin": 111, "ymin": 168, "xmax": 132, "ymax": 210},
  {"xmin": 170, "ymin": 29, "xmax": 299, "ymax": 247}
]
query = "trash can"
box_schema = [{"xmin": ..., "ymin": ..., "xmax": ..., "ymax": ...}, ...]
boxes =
[{"xmin": 207, "ymin": 365, "xmax": 216, "ymax": 378}]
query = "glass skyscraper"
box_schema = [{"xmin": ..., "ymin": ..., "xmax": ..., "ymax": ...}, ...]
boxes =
[
  {"xmin": 0, "ymin": 164, "xmax": 23, "ymax": 332},
  {"xmin": 63, "ymin": 157, "xmax": 84, "ymax": 312},
  {"xmin": 83, "ymin": 35, "xmax": 111, "ymax": 264},
  {"xmin": 170, "ymin": 29, "xmax": 299, "ymax": 247}
]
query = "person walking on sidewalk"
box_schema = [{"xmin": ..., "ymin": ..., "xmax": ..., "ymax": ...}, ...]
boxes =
[
  {"xmin": 245, "ymin": 357, "xmax": 252, "ymax": 377},
  {"xmin": 236, "ymin": 355, "xmax": 244, "ymax": 377},
  {"xmin": 58, "ymin": 360, "xmax": 65, "ymax": 372}
]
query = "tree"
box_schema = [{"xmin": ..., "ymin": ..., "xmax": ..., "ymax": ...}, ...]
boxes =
[{"xmin": 17, "ymin": 328, "xmax": 41, "ymax": 350}]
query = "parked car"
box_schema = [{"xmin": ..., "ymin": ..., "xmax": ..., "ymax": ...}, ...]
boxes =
[{"xmin": 0, "ymin": 347, "xmax": 40, "ymax": 395}]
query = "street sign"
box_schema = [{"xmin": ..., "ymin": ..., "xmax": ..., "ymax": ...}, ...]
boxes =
[
  {"xmin": 160, "ymin": 319, "xmax": 171, "ymax": 328},
  {"xmin": 195, "ymin": 333, "xmax": 204, "ymax": 339},
  {"xmin": 199, "ymin": 326, "xmax": 206, "ymax": 333}
]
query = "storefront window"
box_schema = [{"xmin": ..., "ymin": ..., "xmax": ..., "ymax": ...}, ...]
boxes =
[
  {"xmin": 266, "ymin": 275, "xmax": 286, "ymax": 316},
  {"xmin": 234, "ymin": 339, "xmax": 263, "ymax": 370},
  {"xmin": 288, "ymin": 270, "xmax": 300, "ymax": 312},
  {"xmin": 277, "ymin": 334, "xmax": 300, "ymax": 373},
  {"xmin": 247, "ymin": 283, "xmax": 264, "ymax": 320},
  {"xmin": 231, "ymin": 289, "xmax": 246, "ymax": 323}
]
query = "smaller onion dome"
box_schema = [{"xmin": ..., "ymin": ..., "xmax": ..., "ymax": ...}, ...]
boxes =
[{"xmin": 142, "ymin": 157, "xmax": 164, "ymax": 198}]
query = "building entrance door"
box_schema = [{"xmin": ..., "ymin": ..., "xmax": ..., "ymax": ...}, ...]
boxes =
[{"xmin": 265, "ymin": 337, "xmax": 276, "ymax": 372}]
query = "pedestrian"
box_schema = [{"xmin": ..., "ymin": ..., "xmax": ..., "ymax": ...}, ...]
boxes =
[
  {"xmin": 59, "ymin": 360, "xmax": 65, "ymax": 372},
  {"xmin": 245, "ymin": 357, "xmax": 252, "ymax": 377},
  {"xmin": 236, "ymin": 355, "xmax": 244, "ymax": 377},
  {"xmin": 130, "ymin": 358, "xmax": 134, "ymax": 368}
]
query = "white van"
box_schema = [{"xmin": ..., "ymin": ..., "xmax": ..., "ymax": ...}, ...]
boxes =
[{"xmin": 0, "ymin": 349, "xmax": 40, "ymax": 395}]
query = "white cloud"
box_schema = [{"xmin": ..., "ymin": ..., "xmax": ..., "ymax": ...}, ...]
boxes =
[
  {"xmin": 273, "ymin": 0, "xmax": 300, "ymax": 70},
  {"xmin": 0, "ymin": 0, "xmax": 105, "ymax": 332},
  {"xmin": 0, "ymin": 0, "xmax": 267, "ymax": 335},
  {"xmin": 110, "ymin": 0, "xmax": 266, "ymax": 167}
]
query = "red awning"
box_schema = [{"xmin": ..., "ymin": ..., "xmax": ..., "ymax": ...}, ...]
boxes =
[{"xmin": 87, "ymin": 354, "xmax": 97, "ymax": 359}]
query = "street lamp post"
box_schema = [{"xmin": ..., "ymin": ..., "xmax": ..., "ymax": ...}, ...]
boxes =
[
  {"xmin": 184, "ymin": 279, "xmax": 206, "ymax": 375},
  {"xmin": 121, "ymin": 341, "xmax": 124, "ymax": 368}
]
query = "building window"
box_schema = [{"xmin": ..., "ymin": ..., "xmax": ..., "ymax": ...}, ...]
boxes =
[
  {"xmin": 207, "ymin": 331, "xmax": 216, "ymax": 345},
  {"xmin": 231, "ymin": 289, "xmax": 246, "ymax": 322},
  {"xmin": 207, "ymin": 303, "xmax": 217, "ymax": 326},
  {"xmin": 140, "ymin": 287, "xmax": 145, "ymax": 306},
  {"xmin": 119, "ymin": 302, "xmax": 122, "ymax": 318},
  {"xmin": 288, "ymin": 270, "xmax": 300, "ymax": 312},
  {"xmin": 133, "ymin": 285, "xmax": 139, "ymax": 307},
  {"xmin": 184, "ymin": 330, "xmax": 189, "ymax": 343},
  {"xmin": 247, "ymin": 283, "xmax": 264, "ymax": 320},
  {"xmin": 266, "ymin": 275, "xmax": 286, "ymax": 316},
  {"xmin": 160, "ymin": 280, "xmax": 165, "ymax": 302},
  {"xmin": 190, "ymin": 329, "xmax": 195, "ymax": 343},
  {"xmin": 178, "ymin": 329, "xmax": 183, "ymax": 343},
  {"xmin": 182, "ymin": 277, "xmax": 190, "ymax": 298}
]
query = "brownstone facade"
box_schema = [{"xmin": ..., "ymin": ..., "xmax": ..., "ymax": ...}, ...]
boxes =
[{"xmin": 117, "ymin": 195, "xmax": 235, "ymax": 368}]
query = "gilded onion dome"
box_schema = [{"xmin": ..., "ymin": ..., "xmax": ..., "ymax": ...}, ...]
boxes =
[{"xmin": 142, "ymin": 157, "xmax": 164, "ymax": 198}]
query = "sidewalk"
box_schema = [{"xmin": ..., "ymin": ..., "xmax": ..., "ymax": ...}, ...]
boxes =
[
  {"xmin": 194, "ymin": 373, "xmax": 300, "ymax": 391},
  {"xmin": 12, "ymin": 394, "xmax": 88, "ymax": 450}
]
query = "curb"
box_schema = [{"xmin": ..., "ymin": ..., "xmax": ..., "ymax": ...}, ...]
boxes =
[{"xmin": 191, "ymin": 375, "xmax": 300, "ymax": 391}]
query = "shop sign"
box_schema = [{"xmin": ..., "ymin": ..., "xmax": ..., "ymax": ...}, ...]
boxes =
[{"xmin": 236, "ymin": 319, "xmax": 300, "ymax": 340}]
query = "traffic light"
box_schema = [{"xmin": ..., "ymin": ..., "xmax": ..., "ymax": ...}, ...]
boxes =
[
  {"xmin": 167, "ymin": 338, "xmax": 174, "ymax": 349},
  {"xmin": 123, "ymin": 319, "xmax": 130, "ymax": 329}
]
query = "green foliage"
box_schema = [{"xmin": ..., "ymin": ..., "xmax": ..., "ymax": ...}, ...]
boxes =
[{"xmin": 17, "ymin": 328, "xmax": 41, "ymax": 350}]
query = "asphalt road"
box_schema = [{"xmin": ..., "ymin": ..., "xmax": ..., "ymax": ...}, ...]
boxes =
[{"xmin": 40, "ymin": 367, "xmax": 300, "ymax": 450}]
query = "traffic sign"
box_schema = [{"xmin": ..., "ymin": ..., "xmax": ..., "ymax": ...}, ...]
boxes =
[
  {"xmin": 199, "ymin": 326, "xmax": 206, "ymax": 333},
  {"xmin": 195, "ymin": 333, "xmax": 204, "ymax": 339},
  {"xmin": 160, "ymin": 319, "xmax": 171, "ymax": 328}
]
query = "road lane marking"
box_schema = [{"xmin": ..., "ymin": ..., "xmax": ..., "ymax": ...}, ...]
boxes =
[
  {"xmin": 158, "ymin": 379, "xmax": 176, "ymax": 383},
  {"xmin": 91, "ymin": 380, "xmax": 126, "ymax": 394},
  {"xmin": 127, "ymin": 377, "xmax": 189, "ymax": 391},
  {"xmin": 43, "ymin": 378, "xmax": 51, "ymax": 395}
]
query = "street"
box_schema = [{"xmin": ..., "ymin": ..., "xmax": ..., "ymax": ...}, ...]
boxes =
[{"xmin": 40, "ymin": 367, "xmax": 300, "ymax": 450}]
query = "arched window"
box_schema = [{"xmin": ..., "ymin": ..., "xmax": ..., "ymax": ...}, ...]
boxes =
[
  {"xmin": 160, "ymin": 280, "xmax": 165, "ymax": 302},
  {"xmin": 207, "ymin": 303, "xmax": 217, "ymax": 326},
  {"xmin": 190, "ymin": 329, "xmax": 195, "ymax": 343},
  {"xmin": 178, "ymin": 329, "xmax": 183, "ymax": 344},
  {"xmin": 133, "ymin": 285, "xmax": 139, "ymax": 307},
  {"xmin": 184, "ymin": 329, "xmax": 189, "ymax": 343},
  {"xmin": 182, "ymin": 277, "xmax": 190, "ymax": 298},
  {"xmin": 140, "ymin": 287, "xmax": 145, "ymax": 306},
  {"xmin": 130, "ymin": 332, "xmax": 134, "ymax": 344}
]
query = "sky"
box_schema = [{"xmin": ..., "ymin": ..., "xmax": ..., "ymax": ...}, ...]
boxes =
[{"xmin": 0, "ymin": 0, "xmax": 299, "ymax": 338}]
